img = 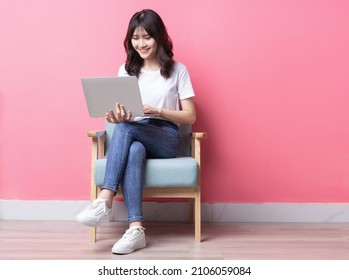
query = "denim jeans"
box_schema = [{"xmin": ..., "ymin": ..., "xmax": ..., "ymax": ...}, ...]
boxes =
[{"xmin": 102, "ymin": 118, "xmax": 180, "ymax": 222}]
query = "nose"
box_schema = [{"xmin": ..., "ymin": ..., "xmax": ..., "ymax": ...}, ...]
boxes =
[{"xmin": 139, "ymin": 38, "xmax": 147, "ymax": 47}]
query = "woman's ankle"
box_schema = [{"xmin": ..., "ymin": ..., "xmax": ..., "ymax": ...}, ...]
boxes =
[
  {"xmin": 98, "ymin": 189, "xmax": 114, "ymax": 208},
  {"xmin": 129, "ymin": 221, "xmax": 143, "ymax": 228}
]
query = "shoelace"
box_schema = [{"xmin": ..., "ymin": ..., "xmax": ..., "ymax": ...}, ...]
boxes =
[
  {"xmin": 90, "ymin": 199, "xmax": 108, "ymax": 215},
  {"xmin": 123, "ymin": 227, "xmax": 145, "ymax": 240}
]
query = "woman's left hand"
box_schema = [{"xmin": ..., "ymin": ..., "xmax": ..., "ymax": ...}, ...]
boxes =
[
  {"xmin": 143, "ymin": 104, "xmax": 161, "ymax": 116},
  {"xmin": 143, "ymin": 98, "xmax": 196, "ymax": 125}
]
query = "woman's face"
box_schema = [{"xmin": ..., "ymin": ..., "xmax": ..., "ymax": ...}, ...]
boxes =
[{"xmin": 131, "ymin": 27, "xmax": 158, "ymax": 62}]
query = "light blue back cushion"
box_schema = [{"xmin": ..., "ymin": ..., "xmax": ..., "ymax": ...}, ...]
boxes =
[{"xmin": 94, "ymin": 121, "xmax": 198, "ymax": 187}]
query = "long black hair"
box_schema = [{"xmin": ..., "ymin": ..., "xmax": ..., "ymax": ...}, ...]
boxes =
[{"xmin": 123, "ymin": 9, "xmax": 174, "ymax": 78}]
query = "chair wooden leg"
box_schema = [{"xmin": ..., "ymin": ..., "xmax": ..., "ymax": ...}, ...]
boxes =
[
  {"xmin": 188, "ymin": 199, "xmax": 194, "ymax": 224},
  {"xmin": 90, "ymin": 227, "xmax": 96, "ymax": 243},
  {"xmin": 89, "ymin": 185, "xmax": 100, "ymax": 243},
  {"xmin": 89, "ymin": 185, "xmax": 101, "ymax": 243},
  {"xmin": 194, "ymin": 193, "xmax": 201, "ymax": 242},
  {"xmin": 90, "ymin": 175, "xmax": 98, "ymax": 243}
]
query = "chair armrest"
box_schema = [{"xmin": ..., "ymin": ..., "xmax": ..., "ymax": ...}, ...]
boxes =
[
  {"xmin": 87, "ymin": 130, "xmax": 106, "ymax": 139},
  {"xmin": 87, "ymin": 130, "xmax": 106, "ymax": 159},
  {"xmin": 191, "ymin": 132, "xmax": 207, "ymax": 140}
]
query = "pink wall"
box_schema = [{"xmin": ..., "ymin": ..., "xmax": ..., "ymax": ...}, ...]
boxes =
[{"xmin": 1, "ymin": 0, "xmax": 349, "ymax": 203}]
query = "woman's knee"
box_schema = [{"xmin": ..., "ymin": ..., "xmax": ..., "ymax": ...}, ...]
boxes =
[{"xmin": 129, "ymin": 141, "xmax": 146, "ymax": 159}]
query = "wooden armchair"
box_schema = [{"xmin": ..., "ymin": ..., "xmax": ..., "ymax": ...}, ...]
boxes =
[{"xmin": 87, "ymin": 122, "xmax": 206, "ymax": 243}]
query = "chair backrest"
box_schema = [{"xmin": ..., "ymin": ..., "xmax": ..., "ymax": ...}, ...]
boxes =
[{"xmin": 105, "ymin": 121, "xmax": 191, "ymax": 157}]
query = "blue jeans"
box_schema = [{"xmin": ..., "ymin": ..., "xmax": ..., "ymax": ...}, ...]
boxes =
[{"xmin": 102, "ymin": 118, "xmax": 180, "ymax": 222}]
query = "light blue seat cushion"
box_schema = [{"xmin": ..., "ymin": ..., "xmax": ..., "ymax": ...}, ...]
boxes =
[{"xmin": 94, "ymin": 157, "xmax": 198, "ymax": 188}]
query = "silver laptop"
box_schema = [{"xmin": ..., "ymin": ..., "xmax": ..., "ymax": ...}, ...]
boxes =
[{"xmin": 81, "ymin": 76, "xmax": 144, "ymax": 118}]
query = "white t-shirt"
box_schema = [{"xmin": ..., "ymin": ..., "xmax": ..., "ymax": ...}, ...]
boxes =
[{"xmin": 118, "ymin": 61, "xmax": 195, "ymax": 121}]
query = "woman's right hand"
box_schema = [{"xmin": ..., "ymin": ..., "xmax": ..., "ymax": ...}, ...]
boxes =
[{"xmin": 105, "ymin": 103, "xmax": 132, "ymax": 123}]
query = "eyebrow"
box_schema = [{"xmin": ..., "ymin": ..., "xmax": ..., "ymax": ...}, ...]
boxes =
[
  {"xmin": 132, "ymin": 31, "xmax": 150, "ymax": 36},
  {"xmin": 133, "ymin": 34, "xmax": 148, "ymax": 36}
]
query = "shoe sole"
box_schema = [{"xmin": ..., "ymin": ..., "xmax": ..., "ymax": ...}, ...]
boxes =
[{"xmin": 112, "ymin": 243, "xmax": 146, "ymax": 255}]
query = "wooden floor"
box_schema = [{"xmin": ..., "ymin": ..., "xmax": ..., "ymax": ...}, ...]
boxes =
[{"xmin": 1, "ymin": 221, "xmax": 349, "ymax": 260}]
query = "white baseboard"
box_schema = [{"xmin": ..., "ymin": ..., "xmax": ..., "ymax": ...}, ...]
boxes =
[{"xmin": 1, "ymin": 200, "xmax": 349, "ymax": 222}]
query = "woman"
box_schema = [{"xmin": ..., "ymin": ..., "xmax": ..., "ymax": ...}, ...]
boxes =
[{"xmin": 76, "ymin": 9, "xmax": 196, "ymax": 254}]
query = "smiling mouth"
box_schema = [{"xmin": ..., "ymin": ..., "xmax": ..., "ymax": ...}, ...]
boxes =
[{"xmin": 139, "ymin": 48, "xmax": 150, "ymax": 53}]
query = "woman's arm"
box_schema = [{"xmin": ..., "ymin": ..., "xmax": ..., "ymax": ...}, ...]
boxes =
[{"xmin": 144, "ymin": 97, "xmax": 196, "ymax": 125}]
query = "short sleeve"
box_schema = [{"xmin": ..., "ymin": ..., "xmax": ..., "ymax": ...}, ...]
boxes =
[
  {"xmin": 118, "ymin": 64, "xmax": 129, "ymax": 77},
  {"xmin": 177, "ymin": 64, "xmax": 195, "ymax": 100}
]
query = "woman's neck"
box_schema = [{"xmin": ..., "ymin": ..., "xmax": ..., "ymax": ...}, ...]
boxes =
[{"xmin": 142, "ymin": 59, "xmax": 160, "ymax": 71}]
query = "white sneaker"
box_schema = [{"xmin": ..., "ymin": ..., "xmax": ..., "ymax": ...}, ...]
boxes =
[
  {"xmin": 112, "ymin": 226, "xmax": 146, "ymax": 254},
  {"xmin": 76, "ymin": 198, "xmax": 112, "ymax": 227}
]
